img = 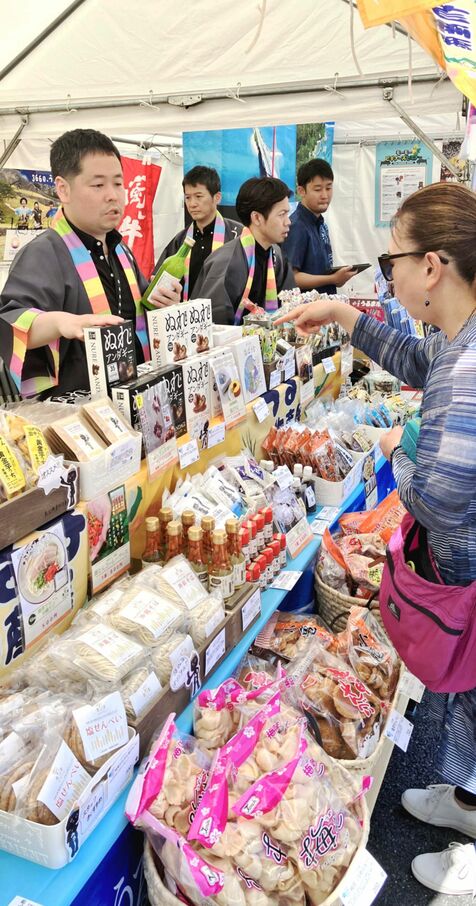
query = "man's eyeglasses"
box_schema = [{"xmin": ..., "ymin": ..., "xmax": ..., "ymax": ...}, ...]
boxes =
[{"xmin": 378, "ymin": 251, "xmax": 449, "ymax": 282}]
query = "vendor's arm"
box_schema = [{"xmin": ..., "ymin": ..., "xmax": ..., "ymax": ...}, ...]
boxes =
[
  {"xmin": 275, "ymin": 299, "xmax": 444, "ymax": 389},
  {"xmin": 381, "ymin": 346, "xmax": 476, "ymax": 534},
  {"xmin": 27, "ymin": 311, "xmax": 124, "ymax": 348},
  {"xmin": 283, "ymin": 220, "xmax": 354, "ymax": 290}
]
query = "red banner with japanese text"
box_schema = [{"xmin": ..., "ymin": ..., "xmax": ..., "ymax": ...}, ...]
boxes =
[{"xmin": 119, "ymin": 157, "xmax": 162, "ymax": 279}]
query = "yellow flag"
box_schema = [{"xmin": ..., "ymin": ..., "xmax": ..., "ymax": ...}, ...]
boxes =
[{"xmin": 356, "ymin": 0, "xmax": 436, "ymax": 28}]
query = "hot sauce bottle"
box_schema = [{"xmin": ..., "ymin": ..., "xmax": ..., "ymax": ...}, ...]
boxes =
[
  {"xmin": 181, "ymin": 509, "xmax": 196, "ymax": 559},
  {"xmin": 208, "ymin": 529, "xmax": 234, "ymax": 601},
  {"xmin": 158, "ymin": 506, "xmax": 173, "ymax": 560},
  {"xmin": 201, "ymin": 515, "xmax": 215, "ymax": 565},
  {"xmin": 188, "ymin": 525, "xmax": 208, "ymax": 589},
  {"xmin": 142, "ymin": 516, "xmax": 160, "ymax": 564},
  {"xmin": 225, "ymin": 518, "xmax": 246, "ymax": 590},
  {"xmin": 164, "ymin": 520, "xmax": 183, "ymax": 562}
]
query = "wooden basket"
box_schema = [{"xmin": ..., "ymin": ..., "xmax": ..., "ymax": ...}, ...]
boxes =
[
  {"xmin": 314, "ymin": 569, "xmax": 383, "ymax": 633},
  {"xmin": 143, "ymin": 797, "xmax": 369, "ymax": 906}
]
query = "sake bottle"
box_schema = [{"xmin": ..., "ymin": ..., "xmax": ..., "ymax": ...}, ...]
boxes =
[{"xmin": 142, "ymin": 236, "xmax": 195, "ymax": 310}]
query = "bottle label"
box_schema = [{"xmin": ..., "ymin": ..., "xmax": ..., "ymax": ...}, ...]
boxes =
[
  {"xmin": 194, "ymin": 567, "xmax": 209, "ymax": 588},
  {"xmin": 249, "ymin": 537, "xmax": 257, "ymax": 559},
  {"xmin": 256, "ymin": 530, "xmax": 265, "ymax": 552},
  {"xmin": 209, "ymin": 571, "xmax": 234, "ymax": 600},
  {"xmin": 155, "ymin": 270, "xmax": 179, "ymax": 292},
  {"xmin": 305, "ymin": 486, "xmax": 316, "ymax": 508},
  {"xmin": 280, "ymin": 549, "xmax": 287, "ymax": 568},
  {"xmin": 263, "ymin": 524, "xmax": 273, "ymax": 544},
  {"xmin": 242, "ymin": 542, "xmax": 250, "ymax": 566},
  {"xmin": 233, "ymin": 559, "xmax": 246, "ymax": 588}
]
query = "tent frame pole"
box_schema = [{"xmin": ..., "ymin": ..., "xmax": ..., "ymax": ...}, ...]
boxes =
[
  {"xmin": 0, "ymin": 1, "xmax": 87, "ymax": 83},
  {"xmin": 0, "ymin": 116, "xmax": 29, "ymax": 167}
]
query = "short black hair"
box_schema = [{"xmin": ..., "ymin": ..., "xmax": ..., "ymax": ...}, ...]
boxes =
[
  {"xmin": 19, "ymin": 196, "xmax": 28, "ymax": 203},
  {"xmin": 297, "ymin": 158, "xmax": 334, "ymax": 188},
  {"xmin": 235, "ymin": 177, "xmax": 292, "ymax": 226},
  {"xmin": 182, "ymin": 166, "xmax": 220, "ymax": 195},
  {"xmin": 50, "ymin": 129, "xmax": 122, "ymax": 179}
]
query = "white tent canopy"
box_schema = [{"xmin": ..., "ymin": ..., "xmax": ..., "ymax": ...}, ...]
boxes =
[{"xmin": 0, "ymin": 0, "xmax": 462, "ymax": 143}]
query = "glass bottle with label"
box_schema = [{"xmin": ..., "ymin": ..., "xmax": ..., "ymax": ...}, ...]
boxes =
[
  {"xmin": 239, "ymin": 525, "xmax": 251, "ymax": 567},
  {"xmin": 181, "ymin": 510, "xmax": 196, "ymax": 559},
  {"xmin": 164, "ymin": 520, "xmax": 183, "ymax": 562},
  {"xmin": 141, "ymin": 237, "xmax": 195, "ymax": 310},
  {"xmin": 252, "ymin": 512, "xmax": 265, "ymax": 553},
  {"xmin": 245, "ymin": 518, "xmax": 258, "ymax": 560},
  {"xmin": 302, "ymin": 465, "xmax": 317, "ymax": 515},
  {"xmin": 262, "ymin": 506, "xmax": 273, "ymax": 545},
  {"xmin": 225, "ymin": 518, "xmax": 246, "ymax": 591},
  {"xmin": 188, "ymin": 525, "xmax": 208, "ymax": 589},
  {"xmin": 201, "ymin": 515, "xmax": 215, "ymax": 565},
  {"xmin": 142, "ymin": 516, "xmax": 160, "ymax": 564},
  {"xmin": 158, "ymin": 506, "xmax": 173, "ymax": 561},
  {"xmin": 209, "ymin": 530, "xmax": 234, "ymax": 601}
]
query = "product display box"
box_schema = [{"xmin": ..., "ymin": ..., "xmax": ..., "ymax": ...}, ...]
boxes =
[
  {"xmin": 231, "ymin": 334, "xmax": 267, "ymax": 404},
  {"xmin": 147, "ymin": 299, "xmax": 213, "ymax": 369},
  {"xmin": 84, "ymin": 321, "xmax": 137, "ymax": 398},
  {"xmin": 111, "ymin": 368, "xmax": 166, "ymax": 431},
  {"xmin": 181, "ymin": 354, "xmax": 211, "ymax": 440},
  {"xmin": 159, "ymin": 364, "xmax": 187, "ymax": 438}
]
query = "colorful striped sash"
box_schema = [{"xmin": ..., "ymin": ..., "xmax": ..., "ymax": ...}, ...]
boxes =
[
  {"xmin": 182, "ymin": 211, "xmax": 226, "ymax": 301},
  {"xmin": 234, "ymin": 227, "xmax": 278, "ymax": 325}
]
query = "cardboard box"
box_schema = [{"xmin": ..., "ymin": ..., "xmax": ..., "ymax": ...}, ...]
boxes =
[
  {"xmin": 84, "ymin": 321, "xmax": 137, "ymax": 398},
  {"xmin": 111, "ymin": 368, "xmax": 165, "ymax": 431},
  {"xmin": 231, "ymin": 334, "xmax": 267, "ymax": 404},
  {"xmin": 147, "ymin": 304, "xmax": 191, "ymax": 369},
  {"xmin": 132, "ymin": 583, "xmax": 261, "ymax": 755},
  {"xmin": 187, "ymin": 298, "xmax": 213, "ymax": 357}
]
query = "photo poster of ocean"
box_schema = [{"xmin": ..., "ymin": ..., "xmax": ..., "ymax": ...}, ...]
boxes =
[
  {"xmin": 182, "ymin": 123, "xmax": 334, "ymax": 216},
  {"xmin": 374, "ymin": 140, "xmax": 432, "ymax": 228}
]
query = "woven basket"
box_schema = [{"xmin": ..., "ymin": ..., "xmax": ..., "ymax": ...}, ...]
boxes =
[
  {"xmin": 143, "ymin": 798, "xmax": 369, "ymax": 906},
  {"xmin": 314, "ymin": 569, "xmax": 383, "ymax": 633}
]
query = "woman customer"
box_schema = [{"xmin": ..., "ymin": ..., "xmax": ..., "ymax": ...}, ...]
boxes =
[{"xmin": 275, "ymin": 181, "xmax": 476, "ymax": 898}]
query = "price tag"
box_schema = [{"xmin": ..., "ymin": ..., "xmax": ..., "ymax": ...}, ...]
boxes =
[
  {"xmin": 286, "ymin": 515, "xmax": 313, "ymax": 559},
  {"xmin": 300, "ymin": 377, "xmax": 315, "ymax": 410},
  {"xmin": 268, "ymin": 369, "xmax": 281, "ymax": 390},
  {"xmin": 37, "ymin": 740, "xmax": 90, "ymax": 821},
  {"xmin": 310, "ymin": 519, "xmax": 329, "ymax": 535},
  {"xmin": 283, "ymin": 354, "xmax": 296, "ymax": 381},
  {"xmin": 169, "ymin": 636, "xmax": 194, "ymax": 691},
  {"xmin": 253, "ymin": 397, "xmax": 270, "ymax": 423},
  {"xmin": 73, "ymin": 692, "xmax": 129, "ymax": 762},
  {"xmin": 242, "ymin": 587, "xmax": 261, "ymax": 630},
  {"xmin": 384, "ymin": 709, "xmax": 414, "ymax": 752},
  {"xmin": 399, "ymin": 671, "xmax": 425, "ymax": 703},
  {"xmin": 322, "ymin": 356, "xmax": 336, "ymax": 374},
  {"xmin": 274, "ymin": 464, "xmax": 293, "ymax": 490},
  {"xmin": 338, "ymin": 849, "xmax": 387, "ymax": 906},
  {"xmin": 129, "ymin": 671, "xmax": 162, "ymax": 717},
  {"xmin": 205, "ymin": 628, "xmax": 226, "ymax": 676},
  {"xmin": 178, "ymin": 438, "xmax": 200, "ymax": 470},
  {"xmin": 207, "ymin": 422, "xmax": 226, "ymax": 449},
  {"xmin": 78, "ymin": 780, "xmax": 106, "ymax": 841},
  {"xmin": 270, "ymin": 571, "xmax": 302, "ymax": 590}
]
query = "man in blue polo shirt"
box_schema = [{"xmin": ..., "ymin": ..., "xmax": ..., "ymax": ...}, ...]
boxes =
[{"xmin": 283, "ymin": 159, "xmax": 355, "ymax": 294}]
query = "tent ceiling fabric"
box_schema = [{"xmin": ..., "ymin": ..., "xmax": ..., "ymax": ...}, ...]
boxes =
[{"xmin": 1, "ymin": 0, "xmax": 460, "ymax": 140}]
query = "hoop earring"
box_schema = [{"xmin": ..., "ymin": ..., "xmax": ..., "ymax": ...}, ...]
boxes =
[{"xmin": 424, "ymin": 299, "xmax": 430, "ymax": 307}]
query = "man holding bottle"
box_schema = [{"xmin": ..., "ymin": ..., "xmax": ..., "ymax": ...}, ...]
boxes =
[
  {"xmin": 192, "ymin": 176, "xmax": 296, "ymax": 324},
  {"xmin": 154, "ymin": 165, "xmax": 242, "ymax": 301},
  {"xmin": 0, "ymin": 128, "xmax": 181, "ymax": 396}
]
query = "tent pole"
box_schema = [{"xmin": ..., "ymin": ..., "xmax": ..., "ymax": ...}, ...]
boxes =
[
  {"xmin": 0, "ymin": 0, "xmax": 87, "ymax": 83},
  {"xmin": 384, "ymin": 89, "xmax": 461, "ymax": 179},
  {"xmin": 0, "ymin": 116, "xmax": 28, "ymax": 167}
]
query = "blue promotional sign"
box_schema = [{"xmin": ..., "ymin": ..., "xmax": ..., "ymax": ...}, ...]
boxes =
[{"xmin": 19, "ymin": 169, "xmax": 54, "ymax": 188}]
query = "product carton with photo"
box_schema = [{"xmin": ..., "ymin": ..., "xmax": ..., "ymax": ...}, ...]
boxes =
[
  {"xmin": 181, "ymin": 355, "xmax": 211, "ymax": 442},
  {"xmin": 147, "ymin": 304, "xmax": 191, "ymax": 369},
  {"xmin": 84, "ymin": 321, "xmax": 137, "ymax": 398},
  {"xmin": 187, "ymin": 298, "xmax": 213, "ymax": 357},
  {"xmin": 231, "ymin": 334, "xmax": 267, "ymax": 404}
]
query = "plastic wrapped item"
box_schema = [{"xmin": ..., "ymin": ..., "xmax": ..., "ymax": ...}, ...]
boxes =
[
  {"xmin": 119, "ymin": 663, "xmax": 163, "ymax": 722},
  {"xmin": 54, "ymin": 621, "xmax": 147, "ymax": 685},
  {"xmin": 338, "ymin": 489, "xmax": 406, "ymax": 543},
  {"xmin": 150, "ymin": 632, "xmax": 194, "ymax": 685},
  {"xmin": 363, "ymin": 370, "xmax": 400, "ymax": 396},
  {"xmin": 336, "ymin": 607, "xmax": 400, "ymax": 700},
  {"xmin": 187, "ymin": 593, "xmax": 225, "ymax": 648},
  {"xmin": 108, "ymin": 584, "xmax": 186, "ymax": 645},
  {"xmin": 254, "ymin": 612, "xmax": 335, "ymax": 661}
]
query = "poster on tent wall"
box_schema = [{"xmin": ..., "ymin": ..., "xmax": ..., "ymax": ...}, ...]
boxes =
[
  {"xmin": 440, "ymin": 139, "xmax": 466, "ymax": 181},
  {"xmin": 182, "ymin": 126, "xmax": 297, "ymax": 210},
  {"xmin": 374, "ymin": 141, "xmax": 432, "ymax": 227},
  {"xmin": 296, "ymin": 123, "xmax": 334, "ymax": 174},
  {"xmin": 119, "ymin": 157, "xmax": 162, "ymax": 279},
  {"xmin": 0, "ymin": 167, "xmax": 58, "ymax": 261}
]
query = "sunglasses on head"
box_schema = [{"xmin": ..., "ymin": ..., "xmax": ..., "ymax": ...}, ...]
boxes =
[{"xmin": 378, "ymin": 251, "xmax": 449, "ymax": 282}]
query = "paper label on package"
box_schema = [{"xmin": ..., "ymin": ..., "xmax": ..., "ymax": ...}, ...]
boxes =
[
  {"xmin": 37, "ymin": 740, "xmax": 90, "ymax": 821},
  {"xmin": 64, "ymin": 421, "xmax": 104, "ymax": 458},
  {"xmin": 269, "ymin": 369, "xmax": 281, "ymax": 390},
  {"xmin": 339, "ymin": 849, "xmax": 387, "ymax": 906},
  {"xmin": 92, "ymin": 587, "xmax": 124, "ymax": 616},
  {"xmin": 129, "ymin": 671, "xmax": 162, "ymax": 717},
  {"xmin": 207, "ymin": 422, "xmax": 226, "ymax": 449},
  {"xmin": 283, "ymin": 352, "xmax": 296, "ymax": 381},
  {"xmin": 37, "ymin": 453, "xmax": 68, "ymax": 495},
  {"xmin": 0, "ymin": 436, "xmax": 25, "ymax": 495},
  {"xmin": 78, "ymin": 780, "xmax": 106, "ymax": 844},
  {"xmin": 399, "ymin": 671, "xmax": 425, "ymax": 703},
  {"xmin": 384, "ymin": 709, "xmax": 414, "ymax": 752},
  {"xmin": 155, "ymin": 270, "xmax": 178, "ymax": 292},
  {"xmin": 205, "ymin": 628, "xmax": 226, "ymax": 676},
  {"xmin": 78, "ymin": 623, "xmax": 142, "ymax": 668},
  {"xmin": 96, "ymin": 405, "xmax": 130, "ymax": 439},
  {"xmin": 270, "ymin": 571, "xmax": 302, "ymax": 591},
  {"xmin": 170, "ymin": 635, "xmax": 195, "ymax": 690},
  {"xmin": 310, "ymin": 519, "xmax": 330, "ymax": 535},
  {"xmin": 286, "ymin": 516, "xmax": 313, "ymax": 559},
  {"xmin": 317, "ymin": 505, "xmax": 340, "ymax": 523},
  {"xmin": 322, "ymin": 356, "xmax": 336, "ymax": 375},
  {"xmin": 300, "ymin": 376, "xmax": 315, "ymax": 411},
  {"xmin": 253, "ymin": 397, "xmax": 270, "ymax": 424},
  {"xmin": 24, "ymin": 425, "xmax": 50, "ymax": 473},
  {"xmin": 241, "ymin": 587, "xmax": 261, "ymax": 631},
  {"xmin": 274, "ymin": 465, "xmax": 293, "ymax": 490},
  {"xmin": 121, "ymin": 592, "xmax": 181, "ymax": 640},
  {"xmin": 162, "ymin": 560, "xmax": 207, "ymax": 610},
  {"xmin": 178, "ymin": 438, "xmax": 200, "ymax": 470},
  {"xmin": 0, "ymin": 731, "xmax": 28, "ymax": 763},
  {"xmin": 73, "ymin": 692, "xmax": 129, "ymax": 762},
  {"xmin": 107, "ymin": 436, "xmax": 138, "ymax": 473}
]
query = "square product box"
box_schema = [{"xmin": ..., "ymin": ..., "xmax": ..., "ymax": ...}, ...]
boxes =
[
  {"xmin": 84, "ymin": 320, "xmax": 137, "ymax": 398},
  {"xmin": 111, "ymin": 368, "xmax": 166, "ymax": 431},
  {"xmin": 207, "ymin": 346, "xmax": 232, "ymax": 419},
  {"xmin": 187, "ymin": 298, "xmax": 213, "ymax": 357},
  {"xmin": 181, "ymin": 354, "xmax": 211, "ymax": 439},
  {"xmin": 158, "ymin": 364, "xmax": 187, "ymax": 438},
  {"xmin": 147, "ymin": 304, "xmax": 191, "ymax": 369},
  {"xmin": 231, "ymin": 334, "xmax": 267, "ymax": 404}
]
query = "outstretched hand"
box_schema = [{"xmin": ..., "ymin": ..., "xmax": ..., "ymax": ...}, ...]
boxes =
[
  {"xmin": 60, "ymin": 312, "xmax": 124, "ymax": 341},
  {"xmin": 274, "ymin": 300, "xmax": 338, "ymax": 336}
]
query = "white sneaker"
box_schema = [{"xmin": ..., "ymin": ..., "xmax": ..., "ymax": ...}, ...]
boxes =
[
  {"xmin": 402, "ymin": 784, "xmax": 476, "ymax": 836},
  {"xmin": 412, "ymin": 842, "xmax": 476, "ymax": 896}
]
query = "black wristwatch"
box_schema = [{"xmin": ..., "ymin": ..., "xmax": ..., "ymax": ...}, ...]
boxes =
[{"xmin": 389, "ymin": 444, "xmax": 403, "ymax": 467}]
